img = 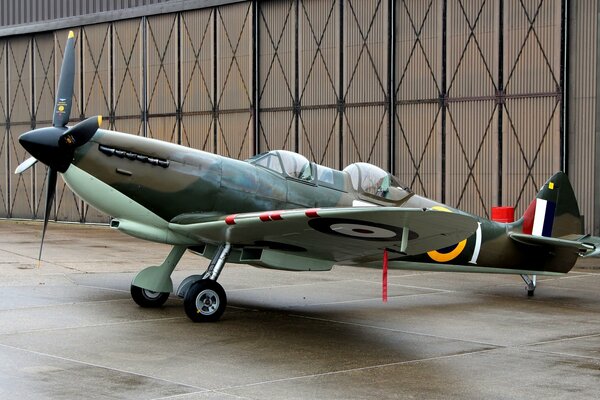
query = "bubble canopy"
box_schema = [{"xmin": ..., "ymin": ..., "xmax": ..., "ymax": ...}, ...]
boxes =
[
  {"xmin": 248, "ymin": 150, "xmax": 312, "ymax": 180},
  {"xmin": 343, "ymin": 162, "xmax": 410, "ymax": 201}
]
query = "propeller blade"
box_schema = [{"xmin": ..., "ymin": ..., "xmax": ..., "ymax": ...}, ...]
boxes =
[
  {"xmin": 38, "ymin": 168, "xmax": 58, "ymax": 266},
  {"xmin": 60, "ymin": 115, "xmax": 102, "ymax": 149},
  {"xmin": 14, "ymin": 156, "xmax": 38, "ymax": 174},
  {"xmin": 53, "ymin": 31, "xmax": 76, "ymax": 128}
]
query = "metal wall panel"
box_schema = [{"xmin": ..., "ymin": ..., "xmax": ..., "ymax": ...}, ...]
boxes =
[
  {"xmin": 444, "ymin": 0, "xmax": 498, "ymax": 218},
  {"xmin": 503, "ymin": 0, "xmax": 560, "ymax": 95},
  {"xmin": 217, "ymin": 112, "xmax": 253, "ymax": 159},
  {"xmin": 344, "ymin": 0, "xmax": 387, "ymax": 104},
  {"xmin": 31, "ymin": 33, "xmax": 53, "ymax": 220},
  {"xmin": 258, "ymin": 1, "xmax": 296, "ymax": 153},
  {"xmin": 0, "ymin": 123, "xmax": 6, "ymax": 216},
  {"xmin": 298, "ymin": 108, "xmax": 339, "ymax": 167},
  {"xmin": 146, "ymin": 14, "xmax": 178, "ymax": 121},
  {"xmin": 259, "ymin": 111, "xmax": 295, "ymax": 152},
  {"xmin": 344, "ymin": 106, "xmax": 388, "ymax": 166},
  {"xmin": 82, "ymin": 23, "xmax": 111, "ymax": 120},
  {"xmin": 259, "ymin": 0, "xmax": 295, "ymax": 109},
  {"xmin": 502, "ymin": 97, "xmax": 561, "ymax": 215},
  {"xmin": 181, "ymin": 114, "xmax": 214, "ymax": 151},
  {"xmin": 298, "ymin": 0, "xmax": 339, "ymax": 106},
  {"xmin": 82, "ymin": 25, "xmax": 112, "ymax": 222},
  {"xmin": 344, "ymin": 0, "xmax": 388, "ymax": 168},
  {"xmin": 180, "ymin": 8, "xmax": 215, "ymax": 152},
  {"xmin": 445, "ymin": 101, "xmax": 498, "ymax": 218},
  {"xmin": 395, "ymin": 0, "xmax": 442, "ymax": 200},
  {"xmin": 147, "ymin": 116, "xmax": 178, "ymax": 143},
  {"xmin": 0, "ymin": 40, "xmax": 7, "ymax": 217},
  {"xmin": 395, "ymin": 103, "xmax": 441, "ymax": 199},
  {"xmin": 216, "ymin": 2, "xmax": 253, "ymax": 158},
  {"xmin": 501, "ymin": 0, "xmax": 562, "ymax": 218},
  {"xmin": 568, "ymin": 0, "xmax": 597, "ymax": 234},
  {"xmin": 217, "ymin": 3, "xmax": 252, "ymax": 110},
  {"xmin": 446, "ymin": 0, "xmax": 498, "ymax": 98},
  {"xmin": 396, "ymin": 0, "xmax": 442, "ymax": 102},
  {"xmin": 180, "ymin": 9, "xmax": 214, "ymax": 114},
  {"xmin": 81, "ymin": 14, "xmax": 112, "ymax": 226},
  {"xmin": 7, "ymin": 37, "xmax": 33, "ymax": 218},
  {"xmin": 112, "ymin": 18, "xmax": 143, "ymax": 124}
]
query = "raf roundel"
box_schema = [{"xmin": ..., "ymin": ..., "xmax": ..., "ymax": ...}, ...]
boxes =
[{"xmin": 308, "ymin": 217, "xmax": 418, "ymax": 242}]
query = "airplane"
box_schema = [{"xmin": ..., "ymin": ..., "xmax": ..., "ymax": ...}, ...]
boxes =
[{"xmin": 14, "ymin": 31, "xmax": 600, "ymax": 322}]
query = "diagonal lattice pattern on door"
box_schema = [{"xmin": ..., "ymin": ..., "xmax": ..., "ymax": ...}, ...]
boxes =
[
  {"xmin": 395, "ymin": 0, "xmax": 442, "ymax": 199},
  {"xmin": 298, "ymin": 0, "xmax": 339, "ymax": 167},
  {"xmin": 181, "ymin": 8, "xmax": 214, "ymax": 151},
  {"xmin": 445, "ymin": 0, "xmax": 498, "ymax": 218},
  {"xmin": 502, "ymin": 0, "xmax": 561, "ymax": 215},
  {"xmin": 258, "ymin": 0, "xmax": 295, "ymax": 153},
  {"xmin": 216, "ymin": 3, "xmax": 253, "ymax": 159}
]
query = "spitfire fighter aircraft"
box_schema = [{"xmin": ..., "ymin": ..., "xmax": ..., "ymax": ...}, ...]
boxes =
[{"xmin": 15, "ymin": 32, "xmax": 600, "ymax": 322}]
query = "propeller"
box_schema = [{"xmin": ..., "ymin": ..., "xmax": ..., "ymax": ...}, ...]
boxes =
[{"xmin": 15, "ymin": 31, "xmax": 102, "ymax": 265}]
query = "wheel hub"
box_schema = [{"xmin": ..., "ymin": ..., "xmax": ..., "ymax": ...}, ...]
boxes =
[
  {"xmin": 142, "ymin": 289, "xmax": 162, "ymax": 300},
  {"xmin": 196, "ymin": 289, "xmax": 219, "ymax": 315}
]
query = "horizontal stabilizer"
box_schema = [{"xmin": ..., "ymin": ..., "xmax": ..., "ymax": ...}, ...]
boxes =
[{"xmin": 509, "ymin": 232, "xmax": 594, "ymax": 255}]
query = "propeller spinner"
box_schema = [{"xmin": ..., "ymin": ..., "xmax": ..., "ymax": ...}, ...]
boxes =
[{"xmin": 14, "ymin": 31, "xmax": 102, "ymax": 265}]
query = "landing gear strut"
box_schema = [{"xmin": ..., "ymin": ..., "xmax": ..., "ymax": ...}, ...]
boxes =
[
  {"xmin": 520, "ymin": 274, "xmax": 537, "ymax": 297},
  {"xmin": 179, "ymin": 243, "xmax": 231, "ymax": 322}
]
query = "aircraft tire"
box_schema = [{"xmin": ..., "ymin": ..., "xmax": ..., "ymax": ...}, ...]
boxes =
[
  {"xmin": 184, "ymin": 280, "xmax": 227, "ymax": 322},
  {"xmin": 130, "ymin": 284, "xmax": 170, "ymax": 307}
]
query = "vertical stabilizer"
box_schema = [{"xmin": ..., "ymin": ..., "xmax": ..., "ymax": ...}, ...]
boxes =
[
  {"xmin": 515, "ymin": 172, "xmax": 583, "ymax": 237},
  {"xmin": 517, "ymin": 172, "xmax": 583, "ymax": 238}
]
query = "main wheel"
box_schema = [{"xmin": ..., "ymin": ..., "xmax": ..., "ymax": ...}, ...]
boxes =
[
  {"xmin": 183, "ymin": 280, "xmax": 227, "ymax": 322},
  {"xmin": 131, "ymin": 284, "xmax": 170, "ymax": 307}
]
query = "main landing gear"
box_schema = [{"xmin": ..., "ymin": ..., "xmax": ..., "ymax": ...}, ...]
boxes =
[
  {"xmin": 130, "ymin": 243, "xmax": 232, "ymax": 322},
  {"xmin": 179, "ymin": 244, "xmax": 231, "ymax": 322},
  {"xmin": 520, "ymin": 274, "xmax": 537, "ymax": 297}
]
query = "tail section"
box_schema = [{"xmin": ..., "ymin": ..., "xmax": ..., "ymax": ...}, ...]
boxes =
[{"xmin": 516, "ymin": 172, "xmax": 584, "ymax": 238}]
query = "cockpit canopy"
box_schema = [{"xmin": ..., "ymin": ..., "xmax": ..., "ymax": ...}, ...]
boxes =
[
  {"xmin": 249, "ymin": 150, "xmax": 312, "ymax": 180},
  {"xmin": 343, "ymin": 162, "xmax": 410, "ymax": 202}
]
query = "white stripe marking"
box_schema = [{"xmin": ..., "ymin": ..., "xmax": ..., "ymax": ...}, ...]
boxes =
[
  {"xmin": 468, "ymin": 222, "xmax": 482, "ymax": 264},
  {"xmin": 532, "ymin": 198, "xmax": 547, "ymax": 236}
]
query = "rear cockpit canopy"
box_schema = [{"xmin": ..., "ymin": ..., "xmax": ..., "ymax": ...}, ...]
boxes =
[
  {"xmin": 249, "ymin": 150, "xmax": 312, "ymax": 180},
  {"xmin": 343, "ymin": 162, "xmax": 411, "ymax": 202}
]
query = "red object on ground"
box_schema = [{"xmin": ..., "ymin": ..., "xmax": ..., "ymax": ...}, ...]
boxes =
[
  {"xmin": 382, "ymin": 249, "xmax": 388, "ymax": 303},
  {"xmin": 491, "ymin": 206, "xmax": 515, "ymax": 223}
]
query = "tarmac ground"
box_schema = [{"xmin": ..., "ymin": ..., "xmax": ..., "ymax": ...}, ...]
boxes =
[{"xmin": 1, "ymin": 220, "xmax": 600, "ymax": 399}]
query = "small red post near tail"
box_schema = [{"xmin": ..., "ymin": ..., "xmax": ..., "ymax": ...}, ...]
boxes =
[{"xmin": 382, "ymin": 249, "xmax": 388, "ymax": 303}]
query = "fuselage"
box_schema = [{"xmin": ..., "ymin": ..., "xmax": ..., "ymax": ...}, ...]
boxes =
[{"xmin": 62, "ymin": 129, "xmax": 579, "ymax": 275}]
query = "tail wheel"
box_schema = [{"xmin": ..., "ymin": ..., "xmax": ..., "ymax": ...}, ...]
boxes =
[
  {"xmin": 183, "ymin": 280, "xmax": 227, "ymax": 322},
  {"xmin": 130, "ymin": 284, "xmax": 170, "ymax": 307}
]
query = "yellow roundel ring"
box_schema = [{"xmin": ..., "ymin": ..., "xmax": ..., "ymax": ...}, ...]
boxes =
[{"xmin": 427, "ymin": 206, "xmax": 467, "ymax": 263}]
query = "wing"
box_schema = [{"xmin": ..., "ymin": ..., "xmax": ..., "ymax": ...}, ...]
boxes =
[{"xmin": 170, "ymin": 207, "xmax": 478, "ymax": 269}]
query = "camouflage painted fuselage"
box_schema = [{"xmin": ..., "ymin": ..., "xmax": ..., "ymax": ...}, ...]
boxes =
[{"xmin": 65, "ymin": 129, "xmax": 583, "ymax": 275}]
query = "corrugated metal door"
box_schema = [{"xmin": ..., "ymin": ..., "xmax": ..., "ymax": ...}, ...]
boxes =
[
  {"xmin": 258, "ymin": 0, "xmax": 296, "ymax": 153},
  {"xmin": 0, "ymin": 39, "xmax": 7, "ymax": 217},
  {"xmin": 32, "ymin": 33, "xmax": 54, "ymax": 220},
  {"xmin": 216, "ymin": 2, "xmax": 253, "ymax": 159},
  {"xmin": 180, "ymin": 8, "xmax": 214, "ymax": 151},
  {"xmin": 298, "ymin": 0, "xmax": 340, "ymax": 168},
  {"xmin": 7, "ymin": 36, "xmax": 34, "ymax": 218}
]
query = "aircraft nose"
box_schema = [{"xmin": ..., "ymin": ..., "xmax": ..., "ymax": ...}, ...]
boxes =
[{"xmin": 19, "ymin": 127, "xmax": 73, "ymax": 172}]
